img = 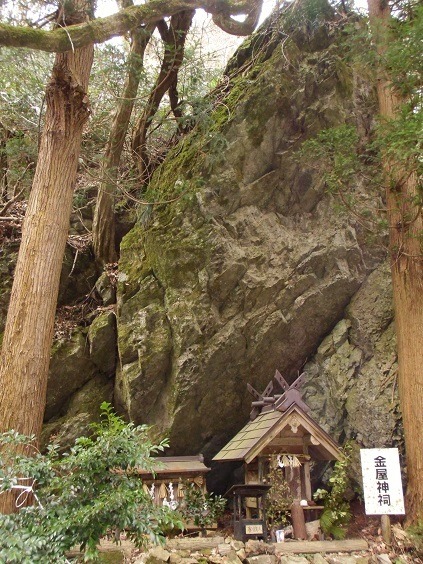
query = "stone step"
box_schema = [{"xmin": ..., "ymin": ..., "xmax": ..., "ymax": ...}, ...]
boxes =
[{"xmin": 274, "ymin": 540, "xmax": 369, "ymax": 554}]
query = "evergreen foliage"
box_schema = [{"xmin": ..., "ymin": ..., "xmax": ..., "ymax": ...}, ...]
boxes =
[
  {"xmin": 266, "ymin": 457, "xmax": 293, "ymax": 530},
  {"xmin": 0, "ymin": 403, "xmax": 183, "ymax": 562},
  {"xmin": 313, "ymin": 442, "xmax": 353, "ymax": 539},
  {"xmin": 179, "ymin": 483, "xmax": 226, "ymax": 534},
  {"xmin": 298, "ymin": 2, "xmax": 422, "ymax": 227}
]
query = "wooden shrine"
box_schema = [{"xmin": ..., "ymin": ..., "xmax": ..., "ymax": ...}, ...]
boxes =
[
  {"xmin": 214, "ymin": 370, "xmax": 342, "ymax": 532},
  {"xmin": 129, "ymin": 455, "xmax": 209, "ymax": 509}
]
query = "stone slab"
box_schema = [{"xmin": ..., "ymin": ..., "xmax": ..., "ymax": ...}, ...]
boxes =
[
  {"xmin": 166, "ymin": 537, "xmax": 225, "ymax": 551},
  {"xmin": 275, "ymin": 540, "xmax": 369, "ymax": 554}
]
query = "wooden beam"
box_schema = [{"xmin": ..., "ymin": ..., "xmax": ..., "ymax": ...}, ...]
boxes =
[
  {"xmin": 267, "ymin": 437, "xmax": 305, "ymax": 446},
  {"xmin": 247, "ymin": 383, "xmax": 261, "ymax": 401},
  {"xmin": 263, "ymin": 380, "xmax": 274, "ymax": 397},
  {"xmin": 274, "ymin": 370, "xmax": 289, "ymax": 391}
]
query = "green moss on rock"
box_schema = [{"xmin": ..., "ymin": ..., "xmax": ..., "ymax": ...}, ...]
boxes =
[
  {"xmin": 46, "ymin": 330, "xmax": 99, "ymax": 420},
  {"xmin": 88, "ymin": 311, "xmax": 117, "ymax": 375}
]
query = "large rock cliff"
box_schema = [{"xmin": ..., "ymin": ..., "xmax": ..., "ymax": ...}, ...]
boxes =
[
  {"xmin": 0, "ymin": 3, "xmax": 399, "ymax": 465},
  {"xmin": 112, "ymin": 4, "xmax": 399, "ymax": 462}
]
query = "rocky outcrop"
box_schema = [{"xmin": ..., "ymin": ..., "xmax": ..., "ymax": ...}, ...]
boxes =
[
  {"xmin": 114, "ymin": 5, "xmax": 396, "ymax": 465},
  {"xmin": 303, "ymin": 264, "xmax": 401, "ymax": 449},
  {"xmin": 41, "ymin": 311, "xmax": 116, "ymax": 450}
]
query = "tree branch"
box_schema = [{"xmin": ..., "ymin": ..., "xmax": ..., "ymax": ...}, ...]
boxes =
[
  {"xmin": 132, "ymin": 9, "xmax": 194, "ymax": 181},
  {"xmin": 0, "ymin": 0, "xmax": 262, "ymax": 52},
  {"xmin": 212, "ymin": 0, "xmax": 262, "ymax": 34}
]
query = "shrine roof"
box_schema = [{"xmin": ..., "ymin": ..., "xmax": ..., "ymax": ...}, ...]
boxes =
[
  {"xmin": 212, "ymin": 404, "xmax": 341, "ymax": 463},
  {"xmin": 131, "ymin": 455, "xmax": 210, "ymax": 476}
]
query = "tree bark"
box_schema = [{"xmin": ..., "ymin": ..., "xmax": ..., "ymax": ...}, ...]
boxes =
[
  {"xmin": 0, "ymin": 1, "xmax": 94, "ymax": 514},
  {"xmin": 367, "ymin": 0, "xmax": 423, "ymax": 524},
  {"xmin": 131, "ymin": 10, "xmax": 194, "ymax": 181},
  {"xmin": 0, "ymin": 0, "xmax": 261, "ymax": 52},
  {"xmin": 92, "ymin": 14, "xmax": 154, "ymax": 265}
]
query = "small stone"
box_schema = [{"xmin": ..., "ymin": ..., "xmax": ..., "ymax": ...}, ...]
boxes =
[
  {"xmin": 95, "ymin": 271, "xmax": 116, "ymax": 306},
  {"xmin": 222, "ymin": 550, "xmax": 243, "ymax": 564},
  {"xmin": 133, "ymin": 555, "xmax": 148, "ymax": 564},
  {"xmin": 236, "ymin": 549, "xmax": 246, "ymax": 561},
  {"xmin": 169, "ymin": 554, "xmax": 182, "ymax": 564},
  {"xmin": 376, "ymin": 556, "xmax": 392, "ymax": 564},
  {"xmin": 209, "ymin": 556, "xmax": 223, "ymax": 564},
  {"xmin": 231, "ymin": 541, "xmax": 245, "ymax": 552},
  {"xmin": 305, "ymin": 520, "xmax": 321, "ymax": 540},
  {"xmin": 245, "ymin": 541, "xmax": 275, "ymax": 556},
  {"xmin": 147, "ymin": 546, "xmax": 171, "ymax": 562},
  {"xmin": 218, "ymin": 544, "xmax": 233, "ymax": 556},
  {"xmin": 313, "ymin": 555, "xmax": 330, "ymax": 564},
  {"xmin": 245, "ymin": 555, "xmax": 276, "ymax": 564},
  {"xmin": 327, "ymin": 558, "xmax": 368, "ymax": 564},
  {"xmin": 279, "ymin": 557, "xmax": 309, "ymax": 564}
]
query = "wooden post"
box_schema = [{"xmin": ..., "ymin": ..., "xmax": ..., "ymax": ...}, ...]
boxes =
[
  {"xmin": 381, "ymin": 514, "xmax": 391, "ymax": 544},
  {"xmin": 291, "ymin": 501, "xmax": 307, "ymax": 540}
]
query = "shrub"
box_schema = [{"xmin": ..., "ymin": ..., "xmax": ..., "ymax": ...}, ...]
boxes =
[
  {"xmin": 180, "ymin": 483, "xmax": 226, "ymax": 534},
  {"xmin": 313, "ymin": 442, "xmax": 353, "ymax": 539},
  {"xmin": 266, "ymin": 457, "xmax": 293, "ymax": 530},
  {"xmin": 0, "ymin": 403, "xmax": 183, "ymax": 562}
]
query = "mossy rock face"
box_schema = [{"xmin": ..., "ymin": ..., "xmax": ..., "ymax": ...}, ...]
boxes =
[
  {"xmin": 46, "ymin": 330, "xmax": 100, "ymax": 421},
  {"xmin": 303, "ymin": 264, "xmax": 401, "ymax": 449},
  {"xmin": 88, "ymin": 310, "xmax": 117, "ymax": 376},
  {"xmin": 58, "ymin": 246, "xmax": 98, "ymax": 306},
  {"xmin": 114, "ymin": 2, "xmax": 393, "ymax": 468},
  {"xmin": 41, "ymin": 375, "xmax": 114, "ymax": 450}
]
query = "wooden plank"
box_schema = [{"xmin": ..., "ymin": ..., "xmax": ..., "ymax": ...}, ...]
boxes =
[
  {"xmin": 263, "ymin": 380, "xmax": 274, "ymax": 397},
  {"xmin": 248, "ymin": 383, "xmax": 262, "ymax": 401},
  {"xmin": 274, "ymin": 540, "xmax": 369, "ymax": 554},
  {"xmin": 291, "ymin": 373, "xmax": 306, "ymax": 390},
  {"xmin": 274, "ymin": 370, "xmax": 289, "ymax": 391}
]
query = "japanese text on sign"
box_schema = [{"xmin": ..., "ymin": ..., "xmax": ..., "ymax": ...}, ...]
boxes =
[
  {"xmin": 245, "ymin": 524, "xmax": 263, "ymax": 535},
  {"xmin": 360, "ymin": 448, "xmax": 405, "ymax": 515}
]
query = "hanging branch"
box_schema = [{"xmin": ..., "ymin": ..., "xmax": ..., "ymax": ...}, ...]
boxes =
[{"xmin": 131, "ymin": 9, "xmax": 194, "ymax": 183}]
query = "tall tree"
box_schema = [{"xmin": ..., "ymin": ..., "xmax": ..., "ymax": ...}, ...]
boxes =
[
  {"xmin": 367, "ymin": 0, "xmax": 423, "ymax": 523},
  {"xmin": 92, "ymin": 1, "xmax": 154, "ymax": 265},
  {"xmin": 0, "ymin": 0, "xmax": 95, "ymax": 514},
  {"xmin": 0, "ymin": 0, "xmax": 261, "ymax": 514}
]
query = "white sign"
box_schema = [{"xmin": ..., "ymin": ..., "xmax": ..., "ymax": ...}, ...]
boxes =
[
  {"xmin": 245, "ymin": 524, "xmax": 263, "ymax": 535},
  {"xmin": 360, "ymin": 448, "xmax": 405, "ymax": 515}
]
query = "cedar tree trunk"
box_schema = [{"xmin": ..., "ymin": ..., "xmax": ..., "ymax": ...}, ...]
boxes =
[
  {"xmin": 0, "ymin": 1, "xmax": 94, "ymax": 514},
  {"xmin": 367, "ymin": 0, "xmax": 423, "ymax": 524}
]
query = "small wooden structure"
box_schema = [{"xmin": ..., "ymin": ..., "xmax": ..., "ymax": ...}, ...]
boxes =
[
  {"xmin": 226, "ymin": 483, "xmax": 271, "ymax": 541},
  {"xmin": 214, "ymin": 370, "xmax": 342, "ymax": 538},
  {"xmin": 131, "ymin": 455, "xmax": 209, "ymax": 508}
]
